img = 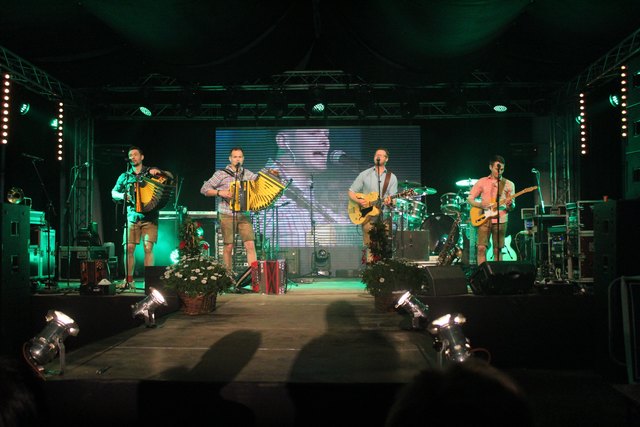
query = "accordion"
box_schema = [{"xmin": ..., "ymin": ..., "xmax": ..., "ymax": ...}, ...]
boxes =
[
  {"xmin": 135, "ymin": 171, "xmax": 176, "ymax": 213},
  {"xmin": 229, "ymin": 169, "xmax": 288, "ymax": 212}
]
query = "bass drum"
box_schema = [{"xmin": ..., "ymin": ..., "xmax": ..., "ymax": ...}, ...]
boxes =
[{"xmin": 421, "ymin": 213, "xmax": 459, "ymax": 255}]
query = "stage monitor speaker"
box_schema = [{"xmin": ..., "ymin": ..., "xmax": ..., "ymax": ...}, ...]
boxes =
[
  {"xmin": 422, "ymin": 265, "xmax": 468, "ymax": 296},
  {"xmin": 144, "ymin": 266, "xmax": 180, "ymax": 314},
  {"xmin": 470, "ymin": 261, "xmax": 535, "ymax": 295},
  {"xmin": 393, "ymin": 230, "xmax": 430, "ymax": 261}
]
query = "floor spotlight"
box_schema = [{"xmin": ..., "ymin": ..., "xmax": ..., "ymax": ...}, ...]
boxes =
[
  {"xmin": 131, "ymin": 287, "xmax": 167, "ymax": 327},
  {"xmin": 23, "ymin": 310, "xmax": 79, "ymax": 377},
  {"xmin": 395, "ymin": 291, "xmax": 429, "ymax": 330},
  {"xmin": 427, "ymin": 313, "xmax": 471, "ymax": 363}
]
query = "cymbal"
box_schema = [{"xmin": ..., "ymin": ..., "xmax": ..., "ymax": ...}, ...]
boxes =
[
  {"xmin": 413, "ymin": 187, "xmax": 437, "ymax": 196},
  {"xmin": 398, "ymin": 181, "xmax": 422, "ymax": 190},
  {"xmin": 456, "ymin": 178, "xmax": 478, "ymax": 187}
]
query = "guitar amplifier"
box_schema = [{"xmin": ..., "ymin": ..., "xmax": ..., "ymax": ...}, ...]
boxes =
[{"xmin": 251, "ymin": 260, "xmax": 287, "ymax": 294}]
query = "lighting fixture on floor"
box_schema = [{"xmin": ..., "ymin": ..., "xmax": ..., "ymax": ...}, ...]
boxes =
[
  {"xmin": 131, "ymin": 287, "xmax": 167, "ymax": 327},
  {"xmin": 23, "ymin": 310, "xmax": 79, "ymax": 377},
  {"xmin": 427, "ymin": 313, "xmax": 471, "ymax": 363},
  {"xmin": 395, "ymin": 291, "xmax": 430, "ymax": 329}
]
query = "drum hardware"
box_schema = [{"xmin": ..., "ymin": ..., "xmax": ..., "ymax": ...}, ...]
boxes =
[
  {"xmin": 413, "ymin": 186, "xmax": 437, "ymax": 196},
  {"xmin": 455, "ymin": 178, "xmax": 478, "ymax": 188},
  {"xmin": 440, "ymin": 192, "xmax": 462, "ymax": 215},
  {"xmin": 7, "ymin": 187, "xmax": 24, "ymax": 204},
  {"xmin": 398, "ymin": 180, "xmax": 422, "ymax": 190}
]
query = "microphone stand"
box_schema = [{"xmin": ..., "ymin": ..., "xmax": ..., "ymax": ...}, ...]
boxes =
[
  {"xmin": 29, "ymin": 159, "xmax": 57, "ymax": 290},
  {"xmin": 494, "ymin": 172, "xmax": 501, "ymax": 262},
  {"xmin": 64, "ymin": 165, "xmax": 83, "ymax": 288}
]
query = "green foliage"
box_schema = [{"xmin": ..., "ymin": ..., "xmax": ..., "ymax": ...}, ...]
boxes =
[
  {"xmin": 361, "ymin": 258, "xmax": 429, "ymax": 297},
  {"xmin": 368, "ymin": 219, "xmax": 392, "ymax": 262}
]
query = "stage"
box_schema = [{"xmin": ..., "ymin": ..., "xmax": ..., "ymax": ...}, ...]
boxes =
[{"xmin": 23, "ymin": 278, "xmax": 638, "ymax": 426}]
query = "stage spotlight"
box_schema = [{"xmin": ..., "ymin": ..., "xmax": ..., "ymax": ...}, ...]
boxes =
[
  {"xmin": 169, "ymin": 249, "xmax": 180, "ymax": 264},
  {"xmin": 7, "ymin": 186, "xmax": 24, "ymax": 204},
  {"xmin": 609, "ymin": 94, "xmax": 620, "ymax": 107},
  {"xmin": 427, "ymin": 313, "xmax": 472, "ymax": 363},
  {"xmin": 19, "ymin": 102, "xmax": 30, "ymax": 115},
  {"xmin": 313, "ymin": 249, "xmax": 331, "ymax": 276},
  {"xmin": 49, "ymin": 118, "xmax": 58, "ymax": 129},
  {"xmin": 395, "ymin": 291, "xmax": 430, "ymax": 330},
  {"xmin": 138, "ymin": 106, "xmax": 152, "ymax": 117},
  {"xmin": 23, "ymin": 310, "xmax": 79, "ymax": 377},
  {"xmin": 306, "ymin": 86, "xmax": 326, "ymax": 116},
  {"xmin": 131, "ymin": 287, "xmax": 167, "ymax": 327}
]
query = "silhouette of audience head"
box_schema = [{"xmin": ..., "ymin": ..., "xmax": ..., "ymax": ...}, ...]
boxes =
[
  {"xmin": 0, "ymin": 355, "xmax": 44, "ymax": 426},
  {"xmin": 385, "ymin": 359, "xmax": 533, "ymax": 427}
]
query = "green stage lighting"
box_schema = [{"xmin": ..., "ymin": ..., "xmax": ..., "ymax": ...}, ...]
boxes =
[
  {"xmin": 19, "ymin": 103, "xmax": 30, "ymax": 115},
  {"xmin": 49, "ymin": 118, "xmax": 58, "ymax": 128},
  {"xmin": 139, "ymin": 106, "xmax": 152, "ymax": 116},
  {"xmin": 609, "ymin": 94, "xmax": 620, "ymax": 107},
  {"xmin": 170, "ymin": 249, "xmax": 180, "ymax": 264}
]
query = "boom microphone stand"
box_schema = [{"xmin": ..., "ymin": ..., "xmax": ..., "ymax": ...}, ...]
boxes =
[{"xmin": 29, "ymin": 159, "xmax": 57, "ymax": 290}]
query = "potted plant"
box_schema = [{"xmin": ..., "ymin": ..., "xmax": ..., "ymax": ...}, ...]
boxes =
[
  {"xmin": 161, "ymin": 216, "xmax": 233, "ymax": 315},
  {"xmin": 361, "ymin": 220, "xmax": 429, "ymax": 311}
]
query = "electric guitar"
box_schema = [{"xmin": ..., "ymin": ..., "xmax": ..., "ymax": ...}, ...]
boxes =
[
  {"xmin": 469, "ymin": 186, "xmax": 537, "ymax": 227},
  {"xmin": 348, "ymin": 189, "xmax": 415, "ymax": 225}
]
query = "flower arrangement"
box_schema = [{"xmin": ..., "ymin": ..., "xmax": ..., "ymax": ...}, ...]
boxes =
[{"xmin": 161, "ymin": 216, "xmax": 233, "ymax": 297}]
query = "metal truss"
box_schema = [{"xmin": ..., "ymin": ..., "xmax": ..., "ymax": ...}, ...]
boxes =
[
  {"xmin": 562, "ymin": 26, "xmax": 640, "ymax": 96},
  {"xmin": 95, "ymin": 71, "xmax": 552, "ymax": 121},
  {"xmin": 0, "ymin": 45, "xmax": 76, "ymax": 100}
]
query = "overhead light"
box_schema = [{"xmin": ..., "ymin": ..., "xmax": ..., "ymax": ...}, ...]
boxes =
[
  {"xmin": 609, "ymin": 94, "xmax": 620, "ymax": 107},
  {"xmin": 131, "ymin": 287, "xmax": 167, "ymax": 327},
  {"xmin": 427, "ymin": 313, "xmax": 472, "ymax": 363},
  {"xmin": 19, "ymin": 102, "xmax": 30, "ymax": 115},
  {"xmin": 306, "ymin": 86, "xmax": 326, "ymax": 116},
  {"xmin": 395, "ymin": 291, "xmax": 430, "ymax": 330},
  {"xmin": 493, "ymin": 104, "xmax": 508, "ymax": 113},
  {"xmin": 139, "ymin": 106, "xmax": 152, "ymax": 116},
  {"xmin": 49, "ymin": 118, "xmax": 58, "ymax": 128},
  {"xmin": 23, "ymin": 310, "xmax": 79, "ymax": 377}
]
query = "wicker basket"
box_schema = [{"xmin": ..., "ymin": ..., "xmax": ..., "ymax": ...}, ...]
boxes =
[{"xmin": 178, "ymin": 292, "xmax": 217, "ymax": 315}]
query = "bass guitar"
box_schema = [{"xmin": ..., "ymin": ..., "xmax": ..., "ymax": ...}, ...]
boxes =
[
  {"xmin": 469, "ymin": 186, "xmax": 537, "ymax": 227},
  {"xmin": 348, "ymin": 189, "xmax": 415, "ymax": 225}
]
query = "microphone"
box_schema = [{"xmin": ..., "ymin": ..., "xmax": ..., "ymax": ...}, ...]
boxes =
[
  {"xmin": 329, "ymin": 150, "xmax": 369, "ymax": 171},
  {"xmin": 22, "ymin": 153, "xmax": 44, "ymax": 162},
  {"xmin": 531, "ymin": 168, "xmax": 539, "ymax": 174}
]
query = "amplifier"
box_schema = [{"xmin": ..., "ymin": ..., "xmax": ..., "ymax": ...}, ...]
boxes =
[{"xmin": 251, "ymin": 260, "xmax": 287, "ymax": 294}]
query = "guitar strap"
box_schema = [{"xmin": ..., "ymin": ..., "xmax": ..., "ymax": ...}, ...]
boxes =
[{"xmin": 381, "ymin": 170, "xmax": 392, "ymax": 198}]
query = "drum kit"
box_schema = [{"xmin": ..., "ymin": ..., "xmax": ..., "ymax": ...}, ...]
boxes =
[{"xmin": 392, "ymin": 178, "xmax": 478, "ymax": 255}]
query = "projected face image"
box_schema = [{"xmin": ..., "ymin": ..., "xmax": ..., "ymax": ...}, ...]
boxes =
[{"xmin": 276, "ymin": 128, "xmax": 330, "ymax": 171}]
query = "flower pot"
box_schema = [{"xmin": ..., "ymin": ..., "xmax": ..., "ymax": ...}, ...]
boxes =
[
  {"xmin": 178, "ymin": 292, "xmax": 217, "ymax": 315},
  {"xmin": 374, "ymin": 291, "xmax": 404, "ymax": 313}
]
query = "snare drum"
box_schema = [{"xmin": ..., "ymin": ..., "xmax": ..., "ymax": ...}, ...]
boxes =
[
  {"xmin": 395, "ymin": 198, "xmax": 426, "ymax": 221},
  {"xmin": 440, "ymin": 192, "xmax": 461, "ymax": 215}
]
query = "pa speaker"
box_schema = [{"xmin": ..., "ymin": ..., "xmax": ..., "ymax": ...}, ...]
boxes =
[
  {"xmin": 470, "ymin": 261, "xmax": 535, "ymax": 295},
  {"xmin": 423, "ymin": 265, "xmax": 468, "ymax": 296}
]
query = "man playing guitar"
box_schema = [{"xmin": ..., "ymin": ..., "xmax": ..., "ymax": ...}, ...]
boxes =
[
  {"xmin": 348, "ymin": 148, "xmax": 398, "ymax": 262},
  {"xmin": 466, "ymin": 155, "xmax": 515, "ymax": 264}
]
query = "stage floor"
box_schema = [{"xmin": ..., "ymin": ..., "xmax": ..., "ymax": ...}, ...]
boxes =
[{"xmin": 29, "ymin": 278, "xmax": 639, "ymax": 426}]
